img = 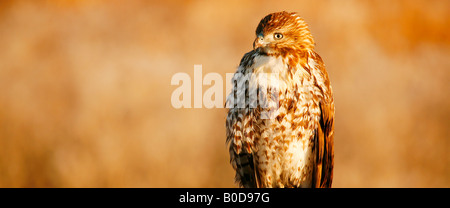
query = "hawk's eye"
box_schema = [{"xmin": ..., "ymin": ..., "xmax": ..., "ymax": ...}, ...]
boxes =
[{"xmin": 274, "ymin": 33, "xmax": 283, "ymax": 40}]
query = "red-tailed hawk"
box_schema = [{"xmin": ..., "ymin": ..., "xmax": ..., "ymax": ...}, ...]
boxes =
[{"xmin": 226, "ymin": 11, "xmax": 334, "ymax": 188}]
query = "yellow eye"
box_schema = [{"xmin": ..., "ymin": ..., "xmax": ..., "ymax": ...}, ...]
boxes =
[{"xmin": 274, "ymin": 33, "xmax": 283, "ymax": 39}]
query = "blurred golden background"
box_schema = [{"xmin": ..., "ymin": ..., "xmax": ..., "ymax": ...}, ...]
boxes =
[{"xmin": 0, "ymin": 0, "xmax": 449, "ymax": 187}]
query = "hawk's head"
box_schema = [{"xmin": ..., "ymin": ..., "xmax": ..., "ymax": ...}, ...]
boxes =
[{"xmin": 253, "ymin": 11, "xmax": 315, "ymax": 56}]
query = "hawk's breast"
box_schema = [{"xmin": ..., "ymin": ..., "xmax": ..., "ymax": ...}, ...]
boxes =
[{"xmin": 248, "ymin": 54, "xmax": 322, "ymax": 187}]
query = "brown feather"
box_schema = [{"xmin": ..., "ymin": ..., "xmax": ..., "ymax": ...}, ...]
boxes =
[{"xmin": 313, "ymin": 53, "xmax": 335, "ymax": 188}]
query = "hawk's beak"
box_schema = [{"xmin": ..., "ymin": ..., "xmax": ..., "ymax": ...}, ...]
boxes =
[{"xmin": 253, "ymin": 36, "xmax": 265, "ymax": 50}]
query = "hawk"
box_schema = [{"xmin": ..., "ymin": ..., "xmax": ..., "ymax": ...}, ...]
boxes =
[{"xmin": 226, "ymin": 11, "xmax": 334, "ymax": 188}]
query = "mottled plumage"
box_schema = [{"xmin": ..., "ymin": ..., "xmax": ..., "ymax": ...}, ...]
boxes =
[{"xmin": 226, "ymin": 11, "xmax": 334, "ymax": 188}]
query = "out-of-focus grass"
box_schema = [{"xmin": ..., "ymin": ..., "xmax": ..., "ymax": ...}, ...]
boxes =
[{"xmin": 0, "ymin": 0, "xmax": 448, "ymax": 187}]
